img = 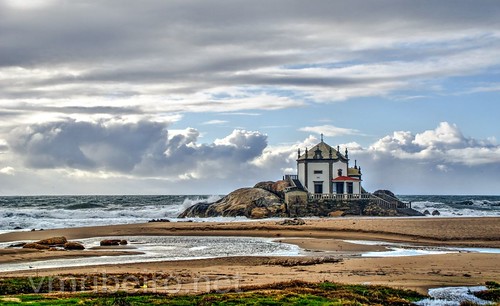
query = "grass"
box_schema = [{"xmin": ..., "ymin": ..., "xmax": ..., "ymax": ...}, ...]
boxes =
[
  {"xmin": 0, "ymin": 279, "xmax": 427, "ymax": 305},
  {"xmin": 472, "ymin": 281, "xmax": 500, "ymax": 303}
]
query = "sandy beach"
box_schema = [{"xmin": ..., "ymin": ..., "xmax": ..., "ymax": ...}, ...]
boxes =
[{"xmin": 0, "ymin": 217, "xmax": 499, "ymax": 295}]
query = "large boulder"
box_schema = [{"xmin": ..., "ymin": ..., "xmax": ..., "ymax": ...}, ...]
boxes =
[
  {"xmin": 373, "ymin": 190, "xmax": 397, "ymax": 199},
  {"xmin": 253, "ymin": 180, "xmax": 290, "ymax": 198},
  {"xmin": 100, "ymin": 239, "xmax": 126, "ymax": 246},
  {"xmin": 64, "ymin": 242, "xmax": 85, "ymax": 250},
  {"xmin": 179, "ymin": 187, "xmax": 286, "ymax": 218},
  {"xmin": 36, "ymin": 237, "xmax": 67, "ymax": 246}
]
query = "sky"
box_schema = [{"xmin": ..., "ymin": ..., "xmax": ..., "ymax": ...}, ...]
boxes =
[{"xmin": 1, "ymin": 0, "xmax": 500, "ymax": 195}]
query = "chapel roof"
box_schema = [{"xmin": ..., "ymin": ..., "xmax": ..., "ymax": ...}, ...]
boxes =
[
  {"xmin": 347, "ymin": 167, "xmax": 361, "ymax": 176},
  {"xmin": 297, "ymin": 141, "xmax": 347, "ymax": 161},
  {"xmin": 332, "ymin": 176, "xmax": 360, "ymax": 182}
]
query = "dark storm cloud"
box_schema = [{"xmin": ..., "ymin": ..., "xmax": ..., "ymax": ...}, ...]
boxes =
[
  {"xmin": 7, "ymin": 119, "xmax": 268, "ymax": 178},
  {"xmin": 8, "ymin": 119, "xmax": 168, "ymax": 171},
  {"xmin": 2, "ymin": 0, "xmax": 499, "ymax": 99}
]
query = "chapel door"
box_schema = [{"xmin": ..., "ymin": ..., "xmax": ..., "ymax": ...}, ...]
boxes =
[
  {"xmin": 314, "ymin": 182, "xmax": 323, "ymax": 194},
  {"xmin": 336, "ymin": 182, "xmax": 344, "ymax": 194}
]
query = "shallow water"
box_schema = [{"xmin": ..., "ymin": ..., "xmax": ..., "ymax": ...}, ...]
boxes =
[
  {"xmin": 344, "ymin": 240, "xmax": 500, "ymax": 257},
  {"xmin": 415, "ymin": 286, "xmax": 492, "ymax": 306},
  {"xmin": 0, "ymin": 236, "xmax": 301, "ymax": 272}
]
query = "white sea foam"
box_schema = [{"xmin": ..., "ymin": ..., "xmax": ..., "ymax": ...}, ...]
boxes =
[
  {"xmin": 411, "ymin": 200, "xmax": 498, "ymax": 217},
  {"xmin": 179, "ymin": 195, "xmax": 222, "ymax": 213},
  {"xmin": 415, "ymin": 286, "xmax": 492, "ymax": 306}
]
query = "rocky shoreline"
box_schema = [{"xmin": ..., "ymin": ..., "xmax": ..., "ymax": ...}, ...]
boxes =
[{"xmin": 179, "ymin": 180, "xmax": 423, "ymax": 218}]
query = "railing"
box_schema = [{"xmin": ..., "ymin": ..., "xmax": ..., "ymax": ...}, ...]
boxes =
[
  {"xmin": 372, "ymin": 193, "xmax": 409, "ymax": 209},
  {"xmin": 307, "ymin": 192, "xmax": 407, "ymax": 210},
  {"xmin": 369, "ymin": 194, "xmax": 398, "ymax": 210},
  {"xmin": 308, "ymin": 193, "xmax": 371, "ymax": 201},
  {"xmin": 284, "ymin": 174, "xmax": 308, "ymax": 192}
]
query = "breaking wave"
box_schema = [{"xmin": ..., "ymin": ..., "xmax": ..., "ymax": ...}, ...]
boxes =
[
  {"xmin": 0, "ymin": 195, "xmax": 222, "ymax": 231},
  {"xmin": 398, "ymin": 195, "xmax": 500, "ymax": 217}
]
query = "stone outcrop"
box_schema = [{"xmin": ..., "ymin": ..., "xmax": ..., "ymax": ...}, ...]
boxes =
[
  {"xmin": 373, "ymin": 189, "xmax": 397, "ymax": 198},
  {"xmin": 64, "ymin": 242, "xmax": 85, "ymax": 250},
  {"xmin": 100, "ymin": 239, "xmax": 127, "ymax": 246},
  {"xmin": 277, "ymin": 218, "xmax": 305, "ymax": 225},
  {"xmin": 362, "ymin": 203, "xmax": 398, "ymax": 216},
  {"xmin": 254, "ymin": 180, "xmax": 290, "ymax": 198},
  {"xmin": 179, "ymin": 187, "xmax": 286, "ymax": 219},
  {"xmin": 328, "ymin": 210, "xmax": 345, "ymax": 217},
  {"xmin": 36, "ymin": 236, "xmax": 67, "ymax": 246},
  {"xmin": 23, "ymin": 243, "xmax": 50, "ymax": 250},
  {"xmin": 178, "ymin": 180, "xmax": 416, "ymax": 219}
]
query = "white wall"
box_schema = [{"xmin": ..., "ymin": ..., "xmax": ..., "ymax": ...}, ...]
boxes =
[
  {"xmin": 332, "ymin": 161, "xmax": 348, "ymax": 178},
  {"xmin": 298, "ymin": 163, "xmax": 305, "ymax": 186},
  {"xmin": 307, "ymin": 162, "xmax": 329, "ymax": 193},
  {"xmin": 353, "ymin": 182, "xmax": 361, "ymax": 194}
]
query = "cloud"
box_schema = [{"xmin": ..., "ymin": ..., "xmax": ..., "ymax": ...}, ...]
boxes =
[
  {"xmin": 0, "ymin": 1, "xmax": 499, "ymax": 195},
  {"xmin": 201, "ymin": 120, "xmax": 228, "ymax": 125},
  {"xmin": 0, "ymin": 166, "xmax": 14, "ymax": 175},
  {"xmin": 0, "ymin": 139, "xmax": 8, "ymax": 153},
  {"xmin": 368, "ymin": 122, "xmax": 498, "ymax": 165},
  {"xmin": 358, "ymin": 122, "xmax": 500, "ymax": 193},
  {"xmin": 8, "ymin": 119, "xmax": 169, "ymax": 171},
  {"xmin": 6, "ymin": 119, "xmax": 270, "ymax": 183},
  {"xmin": 2, "ymin": 119, "xmax": 499, "ymax": 194},
  {"xmin": 1, "ymin": 0, "xmax": 499, "ymax": 129},
  {"xmin": 413, "ymin": 122, "xmax": 464, "ymax": 147},
  {"xmin": 299, "ymin": 124, "xmax": 361, "ymax": 137}
]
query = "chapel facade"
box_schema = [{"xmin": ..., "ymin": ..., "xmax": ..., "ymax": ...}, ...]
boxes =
[{"xmin": 296, "ymin": 136, "xmax": 362, "ymax": 195}]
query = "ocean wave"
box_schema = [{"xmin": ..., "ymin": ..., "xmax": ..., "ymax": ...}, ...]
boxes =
[
  {"xmin": 0, "ymin": 195, "xmax": 222, "ymax": 230},
  {"xmin": 407, "ymin": 200, "xmax": 500, "ymax": 217},
  {"xmin": 1, "ymin": 195, "xmax": 499, "ymax": 231}
]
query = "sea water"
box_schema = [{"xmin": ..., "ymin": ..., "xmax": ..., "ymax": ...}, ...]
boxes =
[
  {"xmin": 0, "ymin": 195, "xmax": 223, "ymax": 231},
  {"xmin": 399, "ymin": 195, "xmax": 500, "ymax": 217},
  {"xmin": 0, "ymin": 195, "xmax": 499, "ymax": 231}
]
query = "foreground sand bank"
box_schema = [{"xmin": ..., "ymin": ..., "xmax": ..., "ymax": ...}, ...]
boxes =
[
  {"xmin": 0, "ymin": 217, "xmax": 499, "ymax": 295},
  {"xmin": 1, "ymin": 217, "xmax": 499, "ymax": 247}
]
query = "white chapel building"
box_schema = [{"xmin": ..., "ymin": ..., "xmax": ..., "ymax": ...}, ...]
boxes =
[{"xmin": 296, "ymin": 136, "xmax": 362, "ymax": 195}]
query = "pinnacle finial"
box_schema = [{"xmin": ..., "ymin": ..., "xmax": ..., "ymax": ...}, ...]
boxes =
[{"xmin": 320, "ymin": 133, "xmax": 324, "ymax": 142}]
